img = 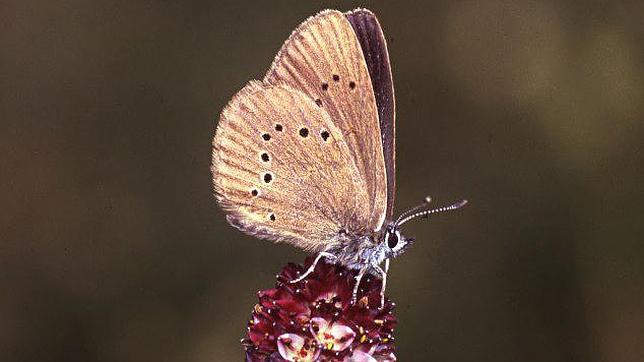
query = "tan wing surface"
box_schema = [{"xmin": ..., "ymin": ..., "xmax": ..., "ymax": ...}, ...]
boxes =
[
  {"xmin": 212, "ymin": 82, "xmax": 371, "ymax": 251},
  {"xmin": 264, "ymin": 10, "xmax": 388, "ymax": 231}
]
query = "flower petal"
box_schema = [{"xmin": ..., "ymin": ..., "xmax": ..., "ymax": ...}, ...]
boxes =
[
  {"xmin": 310, "ymin": 317, "xmax": 356, "ymax": 351},
  {"xmin": 376, "ymin": 353, "xmax": 397, "ymax": 362},
  {"xmin": 345, "ymin": 350, "xmax": 378, "ymax": 362},
  {"xmin": 277, "ymin": 333, "xmax": 304, "ymax": 361},
  {"xmin": 327, "ymin": 323, "xmax": 356, "ymax": 351},
  {"xmin": 277, "ymin": 333, "xmax": 319, "ymax": 361},
  {"xmin": 351, "ymin": 344, "xmax": 397, "ymax": 362},
  {"xmin": 309, "ymin": 317, "xmax": 330, "ymax": 336}
]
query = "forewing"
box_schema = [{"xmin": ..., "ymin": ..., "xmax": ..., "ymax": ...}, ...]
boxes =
[
  {"xmin": 264, "ymin": 9, "xmax": 388, "ymax": 231},
  {"xmin": 345, "ymin": 9, "xmax": 396, "ymax": 220},
  {"xmin": 212, "ymin": 82, "xmax": 371, "ymax": 251}
]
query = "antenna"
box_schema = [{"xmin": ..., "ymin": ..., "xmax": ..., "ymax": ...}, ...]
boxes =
[
  {"xmin": 394, "ymin": 195, "xmax": 432, "ymax": 225},
  {"xmin": 395, "ymin": 199, "xmax": 468, "ymax": 227}
]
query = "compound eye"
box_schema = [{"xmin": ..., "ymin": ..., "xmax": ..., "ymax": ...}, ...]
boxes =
[{"xmin": 387, "ymin": 231, "xmax": 398, "ymax": 249}]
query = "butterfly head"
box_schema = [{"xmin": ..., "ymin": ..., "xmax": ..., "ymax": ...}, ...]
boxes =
[
  {"xmin": 381, "ymin": 198, "xmax": 468, "ymax": 259},
  {"xmin": 382, "ymin": 224, "xmax": 413, "ymax": 258}
]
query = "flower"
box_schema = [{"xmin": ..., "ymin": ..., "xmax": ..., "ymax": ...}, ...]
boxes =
[{"xmin": 241, "ymin": 257, "xmax": 397, "ymax": 361}]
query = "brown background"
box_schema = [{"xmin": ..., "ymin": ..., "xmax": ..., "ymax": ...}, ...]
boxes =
[{"xmin": 2, "ymin": 1, "xmax": 643, "ymax": 361}]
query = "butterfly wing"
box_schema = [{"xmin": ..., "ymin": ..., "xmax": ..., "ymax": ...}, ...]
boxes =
[
  {"xmin": 346, "ymin": 9, "xmax": 396, "ymax": 220},
  {"xmin": 264, "ymin": 9, "xmax": 388, "ymax": 231},
  {"xmin": 212, "ymin": 81, "xmax": 371, "ymax": 251}
]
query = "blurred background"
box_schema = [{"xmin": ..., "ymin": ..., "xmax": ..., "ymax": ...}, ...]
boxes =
[{"xmin": 1, "ymin": 0, "xmax": 643, "ymax": 361}]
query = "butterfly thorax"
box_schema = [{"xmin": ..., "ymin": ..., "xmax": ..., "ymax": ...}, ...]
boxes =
[
  {"xmin": 326, "ymin": 235, "xmax": 386, "ymax": 272},
  {"xmin": 323, "ymin": 222, "xmax": 414, "ymax": 273}
]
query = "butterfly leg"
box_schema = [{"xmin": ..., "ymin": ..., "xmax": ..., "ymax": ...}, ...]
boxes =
[
  {"xmin": 350, "ymin": 267, "xmax": 369, "ymax": 305},
  {"xmin": 372, "ymin": 258, "xmax": 390, "ymax": 309},
  {"xmin": 289, "ymin": 252, "xmax": 337, "ymax": 283}
]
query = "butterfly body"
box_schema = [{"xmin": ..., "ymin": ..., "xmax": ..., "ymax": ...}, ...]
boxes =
[
  {"xmin": 328, "ymin": 233, "xmax": 384, "ymax": 273},
  {"xmin": 212, "ymin": 9, "xmax": 465, "ymax": 306}
]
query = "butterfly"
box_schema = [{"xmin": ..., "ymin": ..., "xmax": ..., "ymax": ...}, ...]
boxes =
[{"xmin": 211, "ymin": 8, "xmax": 466, "ymax": 307}]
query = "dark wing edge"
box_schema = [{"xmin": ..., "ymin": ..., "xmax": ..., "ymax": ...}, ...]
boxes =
[{"xmin": 345, "ymin": 8, "xmax": 396, "ymax": 220}]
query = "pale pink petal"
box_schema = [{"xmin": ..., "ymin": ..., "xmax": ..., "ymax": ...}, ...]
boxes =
[
  {"xmin": 345, "ymin": 350, "xmax": 378, "ymax": 362},
  {"xmin": 310, "ymin": 317, "xmax": 356, "ymax": 351},
  {"xmin": 277, "ymin": 333, "xmax": 304, "ymax": 361},
  {"xmin": 276, "ymin": 333, "xmax": 320, "ymax": 361},
  {"xmin": 276, "ymin": 333, "xmax": 304, "ymax": 361},
  {"xmin": 375, "ymin": 353, "xmax": 397, "ymax": 362},
  {"xmin": 326, "ymin": 323, "xmax": 356, "ymax": 351},
  {"xmin": 309, "ymin": 317, "xmax": 330, "ymax": 337}
]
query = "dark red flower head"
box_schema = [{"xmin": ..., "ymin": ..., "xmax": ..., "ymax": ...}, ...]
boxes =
[{"xmin": 242, "ymin": 257, "xmax": 397, "ymax": 361}]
